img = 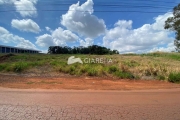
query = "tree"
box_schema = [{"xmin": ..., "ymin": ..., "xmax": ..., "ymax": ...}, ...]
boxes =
[
  {"xmin": 164, "ymin": 3, "xmax": 180, "ymax": 52},
  {"xmin": 48, "ymin": 45, "xmax": 119, "ymax": 55}
]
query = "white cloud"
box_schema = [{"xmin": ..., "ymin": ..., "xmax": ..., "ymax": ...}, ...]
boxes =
[
  {"xmin": 80, "ymin": 38, "xmax": 93, "ymax": 47},
  {"xmin": 0, "ymin": 26, "xmax": 9, "ymax": 34},
  {"xmin": 14, "ymin": 0, "xmax": 38, "ymax": 17},
  {"xmin": 0, "ymin": 26, "xmax": 37, "ymax": 49},
  {"xmin": 0, "ymin": 0, "xmax": 38, "ymax": 17},
  {"xmin": 152, "ymin": 13, "xmax": 173, "ymax": 31},
  {"xmin": 61, "ymin": 0, "xmax": 106, "ymax": 38},
  {"xmin": 45, "ymin": 27, "xmax": 51, "ymax": 32},
  {"xmin": 11, "ymin": 19, "xmax": 40, "ymax": 33},
  {"xmin": 36, "ymin": 27, "xmax": 79, "ymax": 48},
  {"xmin": 103, "ymin": 12, "xmax": 175, "ymax": 53},
  {"xmin": 41, "ymin": 50, "xmax": 48, "ymax": 53},
  {"xmin": 0, "ymin": 0, "xmax": 14, "ymax": 4},
  {"xmin": 149, "ymin": 42, "xmax": 175, "ymax": 53},
  {"xmin": 52, "ymin": 27, "xmax": 79, "ymax": 42},
  {"xmin": 35, "ymin": 34, "xmax": 55, "ymax": 47}
]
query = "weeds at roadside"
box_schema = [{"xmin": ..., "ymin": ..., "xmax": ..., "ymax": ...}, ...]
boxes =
[
  {"xmin": 40, "ymin": 80, "xmax": 63, "ymax": 84},
  {"xmin": 27, "ymin": 81, "xmax": 63, "ymax": 85},
  {"xmin": 26, "ymin": 81, "xmax": 34, "ymax": 84},
  {"xmin": 168, "ymin": 72, "xmax": 180, "ymax": 83}
]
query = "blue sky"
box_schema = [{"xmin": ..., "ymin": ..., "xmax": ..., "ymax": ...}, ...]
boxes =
[{"xmin": 0, "ymin": 0, "xmax": 179, "ymax": 53}]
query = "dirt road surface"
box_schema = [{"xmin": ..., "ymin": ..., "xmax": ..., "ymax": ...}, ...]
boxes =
[
  {"xmin": 0, "ymin": 74, "xmax": 180, "ymax": 90},
  {"xmin": 0, "ymin": 88, "xmax": 180, "ymax": 120}
]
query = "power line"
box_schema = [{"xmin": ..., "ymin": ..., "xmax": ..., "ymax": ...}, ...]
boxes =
[
  {"xmin": 0, "ymin": 3, "xmax": 174, "ymax": 10},
  {"xmin": 37, "ymin": 3, "xmax": 173, "ymax": 9},
  {"xmin": 0, "ymin": 0, "xmax": 176, "ymax": 14},
  {"xmin": 1, "ymin": 0, "xmax": 177, "ymax": 8},
  {"xmin": 0, "ymin": 9, "xmax": 171, "ymax": 13},
  {"xmin": 42, "ymin": 2, "xmax": 178, "ymax": 8},
  {"xmin": 39, "ymin": 0, "xmax": 179, "ymax": 4}
]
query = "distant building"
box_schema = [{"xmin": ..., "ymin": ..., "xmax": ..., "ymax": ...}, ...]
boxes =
[{"xmin": 0, "ymin": 45, "xmax": 41, "ymax": 54}]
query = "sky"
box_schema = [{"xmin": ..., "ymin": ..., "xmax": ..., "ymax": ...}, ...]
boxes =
[{"xmin": 0, "ymin": 0, "xmax": 179, "ymax": 53}]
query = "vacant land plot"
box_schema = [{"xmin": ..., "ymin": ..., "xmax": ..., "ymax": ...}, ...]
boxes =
[{"xmin": 0, "ymin": 52, "xmax": 180, "ymax": 83}]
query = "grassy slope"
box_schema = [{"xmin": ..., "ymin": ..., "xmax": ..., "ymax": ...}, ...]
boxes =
[{"xmin": 0, "ymin": 52, "xmax": 180, "ymax": 82}]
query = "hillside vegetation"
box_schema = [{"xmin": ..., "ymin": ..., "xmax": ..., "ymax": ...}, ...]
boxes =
[{"xmin": 0, "ymin": 52, "xmax": 180, "ymax": 83}]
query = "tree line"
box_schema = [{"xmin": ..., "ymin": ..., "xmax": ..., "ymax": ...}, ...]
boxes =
[{"xmin": 48, "ymin": 45, "xmax": 119, "ymax": 55}]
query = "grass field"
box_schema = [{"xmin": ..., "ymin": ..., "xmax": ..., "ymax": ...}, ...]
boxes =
[{"xmin": 0, "ymin": 52, "xmax": 180, "ymax": 83}]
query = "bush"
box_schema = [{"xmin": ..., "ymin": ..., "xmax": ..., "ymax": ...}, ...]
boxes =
[
  {"xmin": 108, "ymin": 66, "xmax": 119, "ymax": 73},
  {"xmin": 0, "ymin": 64, "xmax": 7, "ymax": 71},
  {"xmin": 87, "ymin": 68, "xmax": 98, "ymax": 76},
  {"xmin": 168, "ymin": 72, "xmax": 180, "ymax": 83},
  {"xmin": 114, "ymin": 71, "xmax": 134, "ymax": 79},
  {"xmin": 13, "ymin": 62, "xmax": 29, "ymax": 72},
  {"xmin": 157, "ymin": 75, "xmax": 166, "ymax": 80},
  {"xmin": 69, "ymin": 66, "xmax": 76, "ymax": 75}
]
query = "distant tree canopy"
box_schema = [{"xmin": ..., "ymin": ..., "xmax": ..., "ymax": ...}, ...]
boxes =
[
  {"xmin": 48, "ymin": 45, "xmax": 119, "ymax": 55},
  {"xmin": 164, "ymin": 3, "xmax": 180, "ymax": 52}
]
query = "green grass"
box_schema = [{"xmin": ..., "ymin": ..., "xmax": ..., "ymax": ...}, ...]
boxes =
[
  {"xmin": 168, "ymin": 72, "xmax": 180, "ymax": 83},
  {"xmin": 0, "ymin": 52, "xmax": 180, "ymax": 81},
  {"xmin": 123, "ymin": 60, "xmax": 140, "ymax": 67},
  {"xmin": 26, "ymin": 81, "xmax": 35, "ymax": 84},
  {"xmin": 142, "ymin": 52, "xmax": 180, "ymax": 61},
  {"xmin": 26, "ymin": 81, "xmax": 63, "ymax": 84},
  {"xmin": 13, "ymin": 62, "xmax": 29, "ymax": 72},
  {"xmin": 40, "ymin": 80, "xmax": 63, "ymax": 84},
  {"xmin": 108, "ymin": 66, "xmax": 119, "ymax": 73},
  {"xmin": 0, "ymin": 64, "xmax": 7, "ymax": 71},
  {"xmin": 0, "ymin": 61, "xmax": 45, "ymax": 72},
  {"xmin": 114, "ymin": 71, "xmax": 134, "ymax": 79}
]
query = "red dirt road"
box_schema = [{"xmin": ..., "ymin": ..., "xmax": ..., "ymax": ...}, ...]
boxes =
[
  {"xmin": 0, "ymin": 88, "xmax": 180, "ymax": 120},
  {"xmin": 0, "ymin": 74, "xmax": 180, "ymax": 90}
]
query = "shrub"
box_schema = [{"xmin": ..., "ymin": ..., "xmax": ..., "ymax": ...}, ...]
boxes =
[
  {"xmin": 13, "ymin": 62, "xmax": 29, "ymax": 72},
  {"xmin": 168, "ymin": 72, "xmax": 180, "ymax": 83},
  {"xmin": 59, "ymin": 66, "xmax": 69, "ymax": 73},
  {"xmin": 0, "ymin": 64, "xmax": 7, "ymax": 71},
  {"xmin": 69, "ymin": 66, "xmax": 76, "ymax": 75},
  {"xmin": 157, "ymin": 75, "xmax": 166, "ymax": 80},
  {"xmin": 80, "ymin": 66, "xmax": 87, "ymax": 73},
  {"xmin": 114, "ymin": 71, "xmax": 134, "ymax": 79},
  {"xmin": 108, "ymin": 66, "xmax": 119, "ymax": 73},
  {"xmin": 87, "ymin": 68, "xmax": 98, "ymax": 76}
]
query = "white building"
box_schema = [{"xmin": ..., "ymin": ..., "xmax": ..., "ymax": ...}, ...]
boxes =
[{"xmin": 0, "ymin": 45, "xmax": 41, "ymax": 54}]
